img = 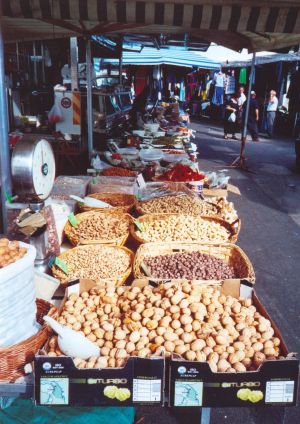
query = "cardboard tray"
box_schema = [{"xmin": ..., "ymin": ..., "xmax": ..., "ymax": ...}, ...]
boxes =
[
  {"xmin": 34, "ymin": 279, "xmax": 165, "ymax": 407},
  {"xmin": 167, "ymin": 279, "xmax": 299, "ymax": 408}
]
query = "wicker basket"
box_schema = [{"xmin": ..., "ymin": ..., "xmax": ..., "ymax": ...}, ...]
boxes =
[
  {"xmin": 79, "ymin": 192, "xmax": 136, "ymax": 213},
  {"xmin": 64, "ymin": 211, "xmax": 133, "ymax": 246},
  {"xmin": 130, "ymin": 214, "xmax": 240, "ymax": 244},
  {"xmin": 51, "ymin": 244, "xmax": 134, "ymax": 286},
  {"xmin": 135, "ymin": 194, "xmax": 235, "ymax": 220},
  {"xmin": 0, "ymin": 299, "xmax": 57, "ymax": 381},
  {"xmin": 133, "ymin": 242, "xmax": 255, "ymax": 282}
]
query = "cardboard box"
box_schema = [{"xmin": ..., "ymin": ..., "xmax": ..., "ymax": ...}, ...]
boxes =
[
  {"xmin": 34, "ymin": 279, "xmax": 165, "ymax": 407},
  {"xmin": 203, "ymin": 184, "xmax": 241, "ymax": 199},
  {"xmin": 168, "ymin": 280, "xmax": 298, "ymax": 408}
]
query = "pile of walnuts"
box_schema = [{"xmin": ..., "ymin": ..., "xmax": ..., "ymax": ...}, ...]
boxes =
[{"xmin": 48, "ymin": 282, "xmax": 282, "ymax": 372}]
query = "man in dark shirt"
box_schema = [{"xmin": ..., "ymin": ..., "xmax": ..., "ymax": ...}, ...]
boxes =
[{"xmin": 247, "ymin": 91, "xmax": 260, "ymax": 141}]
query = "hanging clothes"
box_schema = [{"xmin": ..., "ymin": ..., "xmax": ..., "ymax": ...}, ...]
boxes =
[
  {"xmin": 225, "ymin": 75, "xmax": 236, "ymax": 95},
  {"xmin": 179, "ymin": 80, "xmax": 186, "ymax": 102},
  {"xmin": 239, "ymin": 68, "xmax": 247, "ymax": 85},
  {"xmin": 212, "ymin": 86, "xmax": 224, "ymax": 105}
]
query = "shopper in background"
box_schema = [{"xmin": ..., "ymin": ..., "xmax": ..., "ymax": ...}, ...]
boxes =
[
  {"xmin": 223, "ymin": 93, "xmax": 239, "ymax": 140},
  {"xmin": 266, "ymin": 90, "xmax": 278, "ymax": 137},
  {"xmin": 237, "ymin": 86, "xmax": 247, "ymax": 136},
  {"xmin": 247, "ymin": 91, "xmax": 260, "ymax": 142},
  {"xmin": 130, "ymin": 87, "xmax": 149, "ymax": 129},
  {"xmin": 238, "ymin": 86, "xmax": 246, "ymax": 109}
]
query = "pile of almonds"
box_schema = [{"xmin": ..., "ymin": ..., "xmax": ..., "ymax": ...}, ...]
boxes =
[
  {"xmin": 143, "ymin": 251, "xmax": 237, "ymax": 280},
  {"xmin": 0, "ymin": 238, "xmax": 27, "ymax": 269},
  {"xmin": 48, "ymin": 282, "xmax": 282, "ymax": 372}
]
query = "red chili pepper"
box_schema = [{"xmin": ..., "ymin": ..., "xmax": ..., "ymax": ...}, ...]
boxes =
[
  {"xmin": 159, "ymin": 164, "xmax": 205, "ymax": 182},
  {"xmin": 111, "ymin": 153, "xmax": 122, "ymax": 160}
]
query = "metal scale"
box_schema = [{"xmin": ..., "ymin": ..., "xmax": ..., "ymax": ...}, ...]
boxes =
[{"xmin": 11, "ymin": 139, "xmax": 56, "ymax": 271}]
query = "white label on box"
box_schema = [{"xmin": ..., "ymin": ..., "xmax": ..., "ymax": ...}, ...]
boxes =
[
  {"xmin": 132, "ymin": 378, "xmax": 161, "ymax": 402},
  {"xmin": 265, "ymin": 380, "xmax": 294, "ymax": 403},
  {"xmin": 174, "ymin": 380, "xmax": 203, "ymax": 407}
]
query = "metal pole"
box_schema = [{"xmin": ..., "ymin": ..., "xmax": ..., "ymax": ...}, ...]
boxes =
[
  {"xmin": 86, "ymin": 38, "xmax": 93, "ymax": 159},
  {"xmin": 70, "ymin": 37, "xmax": 78, "ymax": 91},
  {"xmin": 119, "ymin": 37, "xmax": 123, "ymax": 85},
  {"xmin": 242, "ymin": 52, "xmax": 256, "ymax": 140},
  {"xmin": 237, "ymin": 51, "xmax": 256, "ymax": 166},
  {"xmin": 33, "ymin": 42, "xmax": 38, "ymax": 86},
  {"xmin": 0, "ymin": 21, "xmax": 12, "ymax": 233},
  {"xmin": 41, "ymin": 42, "xmax": 46, "ymax": 85},
  {"xmin": 16, "ymin": 42, "xmax": 20, "ymax": 72}
]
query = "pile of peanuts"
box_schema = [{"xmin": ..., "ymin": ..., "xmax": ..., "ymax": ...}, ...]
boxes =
[
  {"xmin": 51, "ymin": 245, "xmax": 131, "ymax": 283},
  {"xmin": 48, "ymin": 283, "xmax": 282, "ymax": 372},
  {"xmin": 143, "ymin": 251, "xmax": 237, "ymax": 280},
  {"xmin": 66, "ymin": 213, "xmax": 131, "ymax": 245},
  {"xmin": 138, "ymin": 195, "xmax": 220, "ymax": 215},
  {"xmin": 135, "ymin": 215, "xmax": 231, "ymax": 243},
  {"xmin": 0, "ymin": 238, "xmax": 27, "ymax": 269}
]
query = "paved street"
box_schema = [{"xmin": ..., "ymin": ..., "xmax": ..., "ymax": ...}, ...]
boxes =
[{"xmin": 136, "ymin": 120, "xmax": 300, "ymax": 424}]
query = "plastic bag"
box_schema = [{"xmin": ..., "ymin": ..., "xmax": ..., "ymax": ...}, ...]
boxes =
[
  {"xmin": 228, "ymin": 112, "xmax": 236, "ymax": 123},
  {"xmin": 89, "ymin": 176, "xmax": 138, "ymax": 195},
  {"xmin": 48, "ymin": 103, "xmax": 63, "ymax": 124},
  {"xmin": 137, "ymin": 182, "xmax": 196, "ymax": 201},
  {"xmin": 205, "ymin": 172, "xmax": 230, "ymax": 189},
  {"xmin": 91, "ymin": 155, "xmax": 111, "ymax": 171}
]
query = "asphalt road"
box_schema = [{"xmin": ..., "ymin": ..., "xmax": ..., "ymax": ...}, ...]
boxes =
[{"xmin": 136, "ymin": 120, "xmax": 300, "ymax": 424}]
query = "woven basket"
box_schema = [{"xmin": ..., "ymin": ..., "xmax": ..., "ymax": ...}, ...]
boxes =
[
  {"xmin": 0, "ymin": 299, "xmax": 57, "ymax": 381},
  {"xmin": 133, "ymin": 242, "xmax": 255, "ymax": 282},
  {"xmin": 130, "ymin": 213, "xmax": 240, "ymax": 244},
  {"xmin": 51, "ymin": 244, "xmax": 134, "ymax": 286},
  {"xmin": 79, "ymin": 192, "xmax": 136, "ymax": 213},
  {"xmin": 136, "ymin": 194, "xmax": 225, "ymax": 217},
  {"xmin": 64, "ymin": 211, "xmax": 133, "ymax": 246}
]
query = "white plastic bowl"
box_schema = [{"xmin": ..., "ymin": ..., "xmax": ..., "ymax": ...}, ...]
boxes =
[
  {"xmin": 152, "ymin": 131, "xmax": 165, "ymax": 137},
  {"xmin": 139, "ymin": 149, "xmax": 163, "ymax": 161},
  {"xmin": 132, "ymin": 130, "xmax": 145, "ymax": 137},
  {"xmin": 144, "ymin": 123, "xmax": 160, "ymax": 132}
]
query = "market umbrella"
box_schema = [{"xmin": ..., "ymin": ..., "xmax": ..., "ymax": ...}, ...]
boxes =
[
  {"xmin": 97, "ymin": 47, "xmax": 221, "ymax": 69},
  {"xmin": 2, "ymin": 0, "xmax": 300, "ymax": 52}
]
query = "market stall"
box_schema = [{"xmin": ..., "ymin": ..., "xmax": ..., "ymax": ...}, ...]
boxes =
[
  {"xmin": 0, "ymin": 134, "xmax": 298, "ymax": 420},
  {"xmin": 1, "ymin": 1, "xmax": 300, "ymax": 422}
]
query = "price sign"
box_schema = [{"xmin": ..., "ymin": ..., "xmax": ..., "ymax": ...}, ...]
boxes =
[{"xmin": 68, "ymin": 213, "xmax": 78, "ymax": 227}]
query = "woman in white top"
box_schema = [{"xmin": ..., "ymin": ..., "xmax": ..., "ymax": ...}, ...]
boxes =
[{"xmin": 266, "ymin": 90, "xmax": 278, "ymax": 137}]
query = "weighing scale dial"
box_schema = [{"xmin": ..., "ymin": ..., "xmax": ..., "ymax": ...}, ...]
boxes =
[{"xmin": 11, "ymin": 139, "xmax": 56, "ymax": 201}]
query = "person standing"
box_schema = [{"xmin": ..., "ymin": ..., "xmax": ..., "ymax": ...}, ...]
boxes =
[
  {"xmin": 237, "ymin": 86, "xmax": 246, "ymax": 135},
  {"xmin": 237, "ymin": 86, "xmax": 246, "ymax": 109},
  {"xmin": 223, "ymin": 93, "xmax": 239, "ymax": 140},
  {"xmin": 266, "ymin": 90, "xmax": 278, "ymax": 137},
  {"xmin": 246, "ymin": 91, "xmax": 260, "ymax": 142}
]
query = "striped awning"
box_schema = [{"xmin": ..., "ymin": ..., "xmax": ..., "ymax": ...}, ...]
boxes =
[
  {"xmin": 2, "ymin": 1, "xmax": 300, "ymax": 51},
  {"xmin": 96, "ymin": 47, "xmax": 221, "ymax": 69}
]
